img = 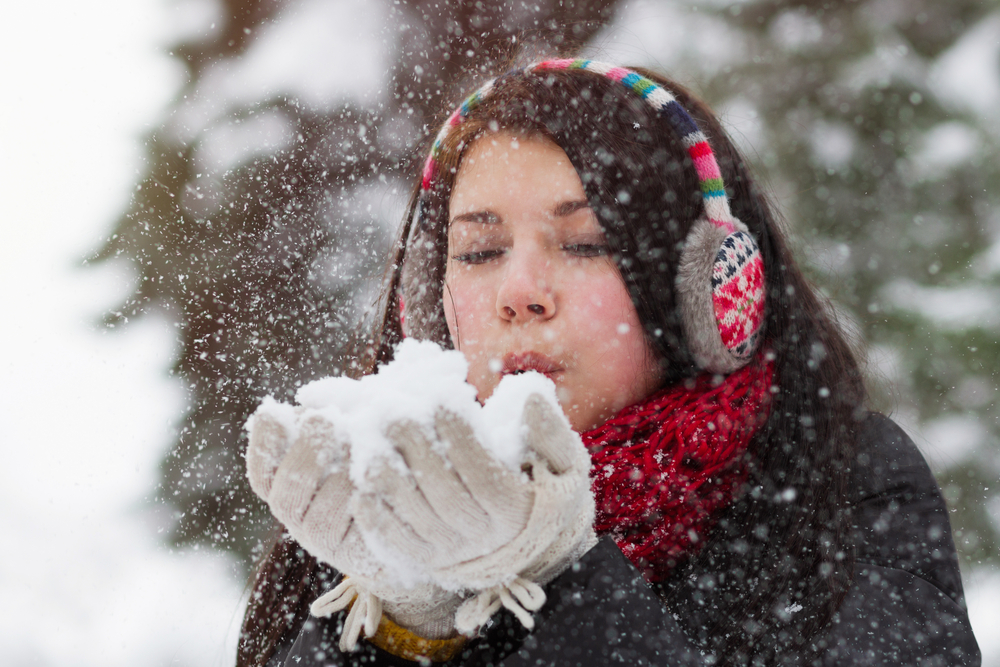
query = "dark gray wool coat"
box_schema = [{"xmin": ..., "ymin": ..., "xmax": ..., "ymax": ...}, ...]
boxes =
[{"xmin": 268, "ymin": 413, "xmax": 981, "ymax": 666}]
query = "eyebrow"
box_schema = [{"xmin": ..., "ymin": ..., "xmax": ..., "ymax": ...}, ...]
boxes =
[
  {"xmin": 553, "ymin": 199, "xmax": 591, "ymax": 217},
  {"xmin": 450, "ymin": 200, "xmax": 591, "ymax": 226},
  {"xmin": 450, "ymin": 210, "xmax": 500, "ymax": 225}
]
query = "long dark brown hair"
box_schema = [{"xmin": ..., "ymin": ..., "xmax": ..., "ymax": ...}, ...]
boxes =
[{"xmin": 238, "ymin": 63, "xmax": 866, "ymax": 666}]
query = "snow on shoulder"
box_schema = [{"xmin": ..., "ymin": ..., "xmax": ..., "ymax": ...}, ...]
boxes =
[{"xmin": 254, "ymin": 338, "xmax": 567, "ymax": 485}]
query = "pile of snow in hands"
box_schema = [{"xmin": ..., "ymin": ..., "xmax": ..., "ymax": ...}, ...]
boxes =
[{"xmin": 250, "ymin": 338, "xmax": 566, "ymax": 485}]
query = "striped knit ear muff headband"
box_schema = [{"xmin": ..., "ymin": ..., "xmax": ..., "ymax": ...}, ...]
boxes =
[{"xmin": 400, "ymin": 59, "xmax": 766, "ymax": 374}]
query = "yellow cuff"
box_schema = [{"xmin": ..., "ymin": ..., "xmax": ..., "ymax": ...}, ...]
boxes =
[{"xmin": 366, "ymin": 612, "xmax": 468, "ymax": 663}]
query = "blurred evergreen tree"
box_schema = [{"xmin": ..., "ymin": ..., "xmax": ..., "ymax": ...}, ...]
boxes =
[
  {"xmin": 668, "ymin": 0, "xmax": 1000, "ymax": 571},
  {"xmin": 94, "ymin": 0, "xmax": 620, "ymax": 570}
]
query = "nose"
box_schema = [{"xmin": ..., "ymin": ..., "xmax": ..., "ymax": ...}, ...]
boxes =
[{"xmin": 496, "ymin": 252, "xmax": 556, "ymax": 322}]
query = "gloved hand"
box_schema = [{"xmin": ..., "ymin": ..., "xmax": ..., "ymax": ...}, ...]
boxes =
[
  {"xmin": 245, "ymin": 405, "xmax": 463, "ymax": 650},
  {"xmin": 351, "ymin": 394, "xmax": 597, "ymax": 635}
]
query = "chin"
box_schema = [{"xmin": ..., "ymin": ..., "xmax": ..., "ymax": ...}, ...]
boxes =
[{"xmin": 565, "ymin": 407, "xmax": 602, "ymax": 434}]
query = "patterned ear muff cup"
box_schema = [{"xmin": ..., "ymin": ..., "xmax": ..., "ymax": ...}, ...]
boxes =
[
  {"xmin": 400, "ymin": 59, "xmax": 766, "ymax": 374},
  {"xmin": 676, "ymin": 219, "xmax": 766, "ymax": 373}
]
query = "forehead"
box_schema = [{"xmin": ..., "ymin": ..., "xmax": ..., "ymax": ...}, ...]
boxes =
[{"xmin": 449, "ymin": 132, "xmax": 585, "ymax": 216}]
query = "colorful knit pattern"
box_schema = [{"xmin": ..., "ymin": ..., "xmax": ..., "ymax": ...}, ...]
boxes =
[
  {"xmin": 419, "ymin": 59, "xmax": 738, "ymax": 234},
  {"xmin": 581, "ymin": 353, "xmax": 774, "ymax": 583},
  {"xmin": 421, "ymin": 78, "xmax": 496, "ymax": 190},
  {"xmin": 712, "ymin": 231, "xmax": 766, "ymax": 358}
]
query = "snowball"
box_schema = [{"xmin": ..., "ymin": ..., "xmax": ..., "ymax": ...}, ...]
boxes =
[
  {"xmin": 257, "ymin": 338, "xmax": 565, "ymax": 486},
  {"xmin": 479, "ymin": 369, "xmax": 564, "ymax": 469}
]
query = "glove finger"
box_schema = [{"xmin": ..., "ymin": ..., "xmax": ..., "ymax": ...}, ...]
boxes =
[
  {"xmin": 363, "ymin": 451, "xmax": 467, "ymax": 555},
  {"xmin": 300, "ymin": 464, "xmax": 354, "ymax": 556},
  {"xmin": 351, "ymin": 488, "xmax": 436, "ymax": 575},
  {"xmin": 438, "ymin": 475, "xmax": 581, "ymax": 588},
  {"xmin": 386, "ymin": 419, "xmax": 492, "ymax": 538},
  {"xmin": 269, "ymin": 414, "xmax": 343, "ymax": 528},
  {"xmin": 433, "ymin": 408, "xmax": 533, "ymax": 525},
  {"xmin": 245, "ymin": 410, "xmax": 292, "ymax": 500},
  {"xmin": 333, "ymin": 524, "xmax": 387, "ymax": 579},
  {"xmin": 521, "ymin": 394, "xmax": 587, "ymax": 476}
]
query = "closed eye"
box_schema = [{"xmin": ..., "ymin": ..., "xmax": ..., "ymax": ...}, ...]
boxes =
[
  {"xmin": 451, "ymin": 248, "xmax": 505, "ymax": 264},
  {"xmin": 563, "ymin": 243, "xmax": 609, "ymax": 258}
]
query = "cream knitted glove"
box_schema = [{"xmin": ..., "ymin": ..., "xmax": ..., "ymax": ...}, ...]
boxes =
[
  {"xmin": 352, "ymin": 394, "xmax": 597, "ymax": 635},
  {"xmin": 245, "ymin": 407, "xmax": 463, "ymax": 650}
]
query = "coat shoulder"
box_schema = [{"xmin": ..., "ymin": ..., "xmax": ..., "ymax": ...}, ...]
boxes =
[
  {"xmin": 851, "ymin": 412, "xmax": 936, "ymax": 495},
  {"xmin": 848, "ymin": 411, "xmax": 967, "ymax": 606}
]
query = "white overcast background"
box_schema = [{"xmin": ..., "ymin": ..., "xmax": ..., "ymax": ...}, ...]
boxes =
[
  {"xmin": 0, "ymin": 2, "xmax": 244, "ymax": 665},
  {"xmin": 0, "ymin": 1, "xmax": 997, "ymax": 665}
]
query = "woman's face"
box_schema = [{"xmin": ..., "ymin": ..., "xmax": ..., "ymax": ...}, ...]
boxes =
[{"xmin": 443, "ymin": 132, "xmax": 664, "ymax": 432}]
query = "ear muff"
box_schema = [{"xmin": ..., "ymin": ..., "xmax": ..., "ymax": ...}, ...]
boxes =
[
  {"xmin": 677, "ymin": 218, "xmax": 766, "ymax": 374},
  {"xmin": 401, "ymin": 59, "xmax": 767, "ymax": 373}
]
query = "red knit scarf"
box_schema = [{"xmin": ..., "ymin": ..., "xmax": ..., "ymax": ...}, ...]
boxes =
[{"xmin": 580, "ymin": 354, "xmax": 774, "ymax": 583}]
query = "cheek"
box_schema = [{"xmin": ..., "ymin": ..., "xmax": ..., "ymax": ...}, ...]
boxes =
[
  {"xmin": 572, "ymin": 273, "xmax": 657, "ymax": 381},
  {"xmin": 573, "ymin": 271, "xmax": 642, "ymax": 336},
  {"xmin": 443, "ymin": 269, "xmax": 502, "ymax": 402},
  {"xmin": 443, "ymin": 269, "xmax": 495, "ymax": 344}
]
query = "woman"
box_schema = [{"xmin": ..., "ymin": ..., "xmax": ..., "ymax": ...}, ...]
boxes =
[{"xmin": 237, "ymin": 59, "xmax": 981, "ymax": 666}]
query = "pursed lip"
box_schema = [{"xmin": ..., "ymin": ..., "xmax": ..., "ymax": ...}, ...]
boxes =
[{"xmin": 501, "ymin": 351, "xmax": 563, "ymax": 379}]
